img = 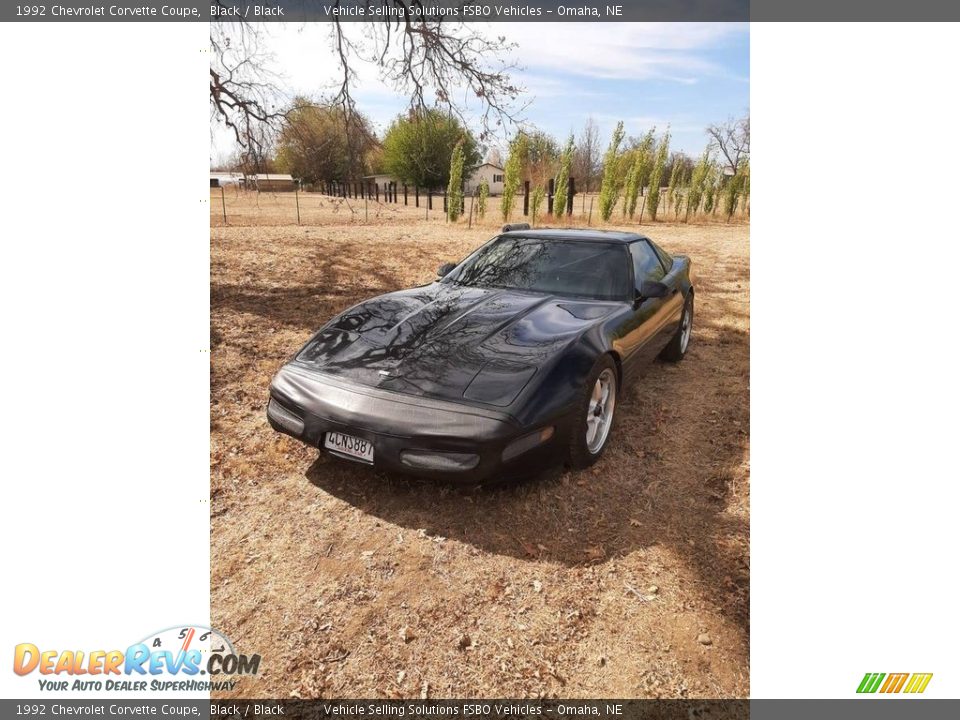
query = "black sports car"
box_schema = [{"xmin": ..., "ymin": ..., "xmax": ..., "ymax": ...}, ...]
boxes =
[{"xmin": 268, "ymin": 226, "xmax": 693, "ymax": 483}]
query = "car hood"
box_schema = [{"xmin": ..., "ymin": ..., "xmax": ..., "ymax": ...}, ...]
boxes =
[{"xmin": 291, "ymin": 282, "xmax": 619, "ymax": 406}]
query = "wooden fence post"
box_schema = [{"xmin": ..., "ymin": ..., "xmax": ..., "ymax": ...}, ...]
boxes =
[
  {"xmin": 415, "ymin": 186, "xmax": 419, "ymax": 208},
  {"xmin": 220, "ymin": 185, "xmax": 226, "ymax": 225},
  {"xmin": 523, "ymin": 180, "xmax": 530, "ymax": 216},
  {"xmin": 547, "ymin": 178, "xmax": 555, "ymax": 215},
  {"xmin": 567, "ymin": 177, "xmax": 575, "ymax": 216},
  {"xmin": 404, "ymin": 184, "xmax": 408, "ymax": 205},
  {"xmin": 295, "ymin": 185, "xmax": 301, "ymax": 225}
]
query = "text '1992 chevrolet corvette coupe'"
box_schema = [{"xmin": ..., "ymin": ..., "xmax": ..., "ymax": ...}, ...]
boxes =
[{"xmin": 268, "ymin": 227, "xmax": 694, "ymax": 483}]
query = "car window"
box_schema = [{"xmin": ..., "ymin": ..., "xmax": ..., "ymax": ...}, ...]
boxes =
[
  {"xmin": 629, "ymin": 240, "xmax": 665, "ymax": 287},
  {"xmin": 450, "ymin": 237, "xmax": 630, "ymax": 301},
  {"xmin": 649, "ymin": 240, "xmax": 674, "ymax": 273}
]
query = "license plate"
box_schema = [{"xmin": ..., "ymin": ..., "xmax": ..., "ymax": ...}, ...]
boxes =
[{"xmin": 324, "ymin": 431, "xmax": 374, "ymax": 464}]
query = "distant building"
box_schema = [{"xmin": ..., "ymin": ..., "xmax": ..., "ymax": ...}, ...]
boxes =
[
  {"xmin": 465, "ymin": 163, "xmax": 505, "ymax": 196},
  {"xmin": 248, "ymin": 173, "xmax": 296, "ymax": 192},
  {"xmin": 356, "ymin": 163, "xmax": 506, "ymax": 195},
  {"xmin": 210, "ymin": 172, "xmax": 243, "ymax": 187},
  {"xmin": 362, "ymin": 173, "xmax": 396, "ymax": 188}
]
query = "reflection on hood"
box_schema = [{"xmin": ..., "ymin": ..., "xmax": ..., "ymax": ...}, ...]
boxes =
[{"xmin": 296, "ymin": 283, "xmax": 617, "ymax": 404}]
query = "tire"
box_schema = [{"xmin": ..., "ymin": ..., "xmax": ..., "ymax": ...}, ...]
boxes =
[
  {"xmin": 660, "ymin": 293, "xmax": 693, "ymax": 362},
  {"xmin": 567, "ymin": 354, "xmax": 619, "ymax": 469}
]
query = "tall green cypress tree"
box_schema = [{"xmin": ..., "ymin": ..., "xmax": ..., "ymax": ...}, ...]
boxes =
[
  {"xmin": 598, "ymin": 121, "xmax": 626, "ymax": 222},
  {"xmin": 530, "ymin": 185, "xmax": 546, "ymax": 226},
  {"xmin": 687, "ymin": 149, "xmax": 713, "ymax": 220},
  {"xmin": 501, "ymin": 134, "xmax": 526, "ymax": 222},
  {"xmin": 553, "ymin": 134, "xmax": 574, "ymax": 219},
  {"xmin": 645, "ymin": 130, "xmax": 670, "ymax": 222},
  {"xmin": 624, "ymin": 128, "xmax": 655, "ymax": 219},
  {"xmin": 477, "ymin": 178, "xmax": 489, "ymax": 219},
  {"xmin": 447, "ymin": 140, "xmax": 465, "ymax": 222}
]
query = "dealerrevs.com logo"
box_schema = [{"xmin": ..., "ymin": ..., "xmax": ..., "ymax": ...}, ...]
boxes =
[
  {"xmin": 857, "ymin": 672, "xmax": 933, "ymax": 694},
  {"xmin": 13, "ymin": 625, "xmax": 260, "ymax": 693}
]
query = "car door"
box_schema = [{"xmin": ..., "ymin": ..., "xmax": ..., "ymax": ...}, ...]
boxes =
[
  {"xmin": 651, "ymin": 241, "xmax": 686, "ymax": 348},
  {"xmin": 615, "ymin": 240, "xmax": 684, "ymax": 376}
]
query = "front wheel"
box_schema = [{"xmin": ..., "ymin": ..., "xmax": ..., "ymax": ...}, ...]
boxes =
[
  {"xmin": 567, "ymin": 355, "xmax": 618, "ymax": 469},
  {"xmin": 660, "ymin": 294, "xmax": 693, "ymax": 362}
]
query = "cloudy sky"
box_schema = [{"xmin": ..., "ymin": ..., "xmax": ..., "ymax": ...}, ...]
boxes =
[{"xmin": 211, "ymin": 22, "xmax": 749, "ymax": 163}]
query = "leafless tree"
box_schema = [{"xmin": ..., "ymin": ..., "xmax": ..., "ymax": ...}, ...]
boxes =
[
  {"xmin": 706, "ymin": 115, "xmax": 750, "ymax": 174},
  {"xmin": 573, "ymin": 117, "xmax": 602, "ymax": 192},
  {"xmin": 210, "ymin": 22, "xmax": 284, "ymax": 169},
  {"xmin": 210, "ymin": 11, "xmax": 524, "ymax": 165},
  {"xmin": 327, "ymin": 8, "xmax": 524, "ymax": 140}
]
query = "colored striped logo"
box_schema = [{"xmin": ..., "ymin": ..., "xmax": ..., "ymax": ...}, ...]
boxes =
[{"xmin": 857, "ymin": 672, "xmax": 933, "ymax": 694}]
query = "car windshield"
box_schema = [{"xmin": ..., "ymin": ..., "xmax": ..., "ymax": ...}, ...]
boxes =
[{"xmin": 448, "ymin": 236, "xmax": 630, "ymax": 301}]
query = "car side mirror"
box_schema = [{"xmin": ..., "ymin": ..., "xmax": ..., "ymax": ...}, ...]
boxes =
[
  {"xmin": 636, "ymin": 280, "xmax": 669, "ymax": 305},
  {"xmin": 437, "ymin": 262, "xmax": 457, "ymax": 277}
]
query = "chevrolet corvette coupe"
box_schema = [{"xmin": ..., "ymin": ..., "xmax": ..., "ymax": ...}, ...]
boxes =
[{"xmin": 267, "ymin": 226, "xmax": 694, "ymax": 483}]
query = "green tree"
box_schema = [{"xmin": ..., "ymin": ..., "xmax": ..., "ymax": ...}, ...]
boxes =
[
  {"xmin": 530, "ymin": 184, "xmax": 546, "ymax": 226},
  {"xmin": 477, "ymin": 178, "xmax": 489, "ymax": 219},
  {"xmin": 723, "ymin": 171, "xmax": 744, "ymax": 221},
  {"xmin": 382, "ymin": 109, "xmax": 481, "ymax": 189},
  {"xmin": 704, "ymin": 165, "xmax": 720, "ymax": 215},
  {"xmin": 274, "ymin": 98, "xmax": 376, "ymax": 183},
  {"xmin": 645, "ymin": 130, "xmax": 671, "ymax": 222},
  {"xmin": 447, "ymin": 140, "xmax": 465, "ymax": 221},
  {"xmin": 553, "ymin": 134, "xmax": 574, "ymax": 219},
  {"xmin": 666, "ymin": 152, "xmax": 686, "ymax": 211},
  {"xmin": 686, "ymin": 149, "xmax": 714, "ymax": 220},
  {"xmin": 501, "ymin": 133, "xmax": 526, "ymax": 222},
  {"xmin": 623, "ymin": 128, "xmax": 655, "ymax": 219},
  {"xmin": 598, "ymin": 121, "xmax": 626, "ymax": 222}
]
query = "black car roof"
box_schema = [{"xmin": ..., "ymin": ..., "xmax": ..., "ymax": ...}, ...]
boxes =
[{"xmin": 499, "ymin": 228, "xmax": 649, "ymax": 244}]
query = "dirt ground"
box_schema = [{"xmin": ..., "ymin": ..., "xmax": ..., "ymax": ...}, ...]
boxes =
[{"xmin": 210, "ymin": 198, "xmax": 750, "ymax": 699}]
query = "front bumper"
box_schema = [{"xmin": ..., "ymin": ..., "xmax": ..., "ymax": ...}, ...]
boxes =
[{"xmin": 267, "ymin": 364, "xmax": 565, "ymax": 483}]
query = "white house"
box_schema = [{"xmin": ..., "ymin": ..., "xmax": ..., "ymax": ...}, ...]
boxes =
[
  {"xmin": 465, "ymin": 163, "xmax": 505, "ymax": 195},
  {"xmin": 361, "ymin": 173, "xmax": 396, "ymax": 188}
]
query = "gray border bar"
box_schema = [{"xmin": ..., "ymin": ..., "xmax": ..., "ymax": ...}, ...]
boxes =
[
  {"xmin": 4, "ymin": 0, "xmax": 748, "ymax": 23},
  {"xmin": 6, "ymin": 0, "xmax": 960, "ymax": 22},
  {"xmin": 3, "ymin": 700, "xmax": 960, "ymax": 719}
]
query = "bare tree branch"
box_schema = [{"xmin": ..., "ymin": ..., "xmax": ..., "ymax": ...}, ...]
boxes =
[
  {"xmin": 209, "ymin": 21, "xmax": 285, "ymax": 169},
  {"xmin": 210, "ymin": 10, "xmax": 525, "ymax": 166},
  {"xmin": 706, "ymin": 115, "xmax": 750, "ymax": 174}
]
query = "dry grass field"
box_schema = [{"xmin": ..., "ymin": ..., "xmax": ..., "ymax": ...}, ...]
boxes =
[{"xmin": 210, "ymin": 192, "xmax": 749, "ymax": 698}]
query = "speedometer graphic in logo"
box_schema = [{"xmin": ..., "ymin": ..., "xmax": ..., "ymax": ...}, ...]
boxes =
[{"xmin": 134, "ymin": 625, "xmax": 257, "ymax": 676}]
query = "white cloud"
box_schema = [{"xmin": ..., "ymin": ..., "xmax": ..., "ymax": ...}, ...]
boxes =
[{"xmin": 496, "ymin": 22, "xmax": 747, "ymax": 82}]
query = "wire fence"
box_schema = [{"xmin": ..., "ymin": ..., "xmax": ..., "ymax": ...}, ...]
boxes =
[{"xmin": 209, "ymin": 184, "xmax": 749, "ymax": 229}]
